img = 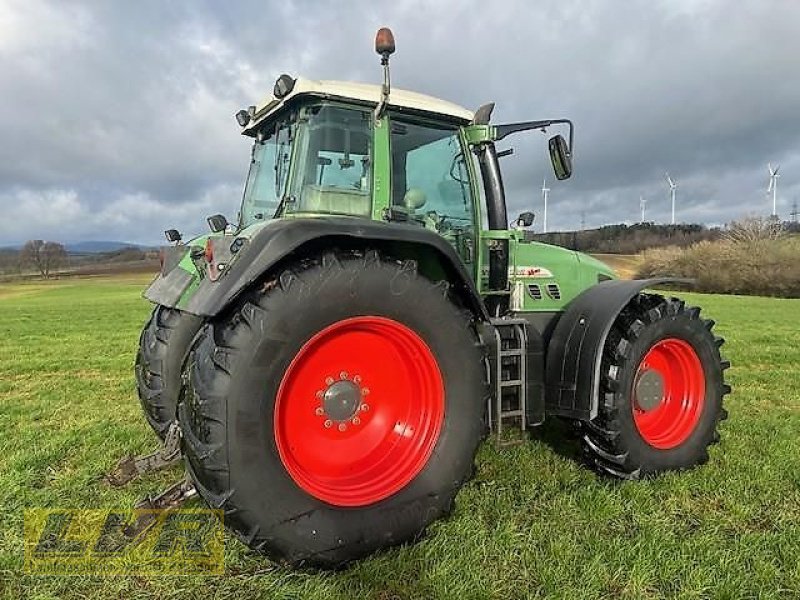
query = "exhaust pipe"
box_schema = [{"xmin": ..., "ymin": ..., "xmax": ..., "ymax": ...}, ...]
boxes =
[{"xmin": 474, "ymin": 141, "xmax": 509, "ymax": 315}]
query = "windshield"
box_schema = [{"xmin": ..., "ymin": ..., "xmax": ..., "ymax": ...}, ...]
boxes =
[{"xmin": 239, "ymin": 114, "xmax": 295, "ymax": 228}]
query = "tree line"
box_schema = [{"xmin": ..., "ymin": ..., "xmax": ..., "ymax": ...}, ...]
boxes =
[{"xmin": 533, "ymin": 221, "xmax": 800, "ymax": 254}]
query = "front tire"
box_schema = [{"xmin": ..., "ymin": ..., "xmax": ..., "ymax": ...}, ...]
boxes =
[
  {"xmin": 581, "ymin": 294, "xmax": 730, "ymax": 479},
  {"xmin": 135, "ymin": 306, "xmax": 203, "ymax": 439},
  {"xmin": 179, "ymin": 251, "xmax": 488, "ymax": 567}
]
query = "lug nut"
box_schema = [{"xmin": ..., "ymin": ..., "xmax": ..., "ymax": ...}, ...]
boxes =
[
  {"xmin": 316, "ymin": 390, "xmax": 324, "ymax": 399},
  {"xmin": 340, "ymin": 371, "xmax": 348, "ymax": 380},
  {"xmin": 353, "ymin": 375, "xmax": 361, "ymax": 384},
  {"xmin": 360, "ymin": 403, "xmax": 369, "ymax": 412},
  {"xmin": 362, "ymin": 387, "xmax": 370, "ymax": 396},
  {"xmin": 315, "ymin": 407, "xmax": 324, "ymax": 416},
  {"xmin": 338, "ymin": 423, "xmax": 347, "ymax": 432},
  {"xmin": 325, "ymin": 376, "xmax": 334, "ymax": 386},
  {"xmin": 324, "ymin": 420, "xmax": 332, "ymax": 428},
  {"xmin": 352, "ymin": 416, "xmax": 360, "ymax": 425}
]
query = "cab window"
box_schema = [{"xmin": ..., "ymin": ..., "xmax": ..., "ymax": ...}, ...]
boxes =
[
  {"xmin": 286, "ymin": 105, "xmax": 372, "ymax": 217},
  {"xmin": 390, "ymin": 118, "xmax": 475, "ymax": 264}
]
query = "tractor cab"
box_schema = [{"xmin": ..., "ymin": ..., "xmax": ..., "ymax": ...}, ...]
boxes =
[
  {"xmin": 237, "ymin": 80, "xmax": 475, "ymax": 219},
  {"xmin": 234, "ymin": 78, "xmax": 482, "ymax": 273}
]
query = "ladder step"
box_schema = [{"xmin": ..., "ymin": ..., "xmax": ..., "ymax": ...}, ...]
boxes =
[
  {"xmin": 499, "ymin": 410, "xmax": 524, "ymax": 418},
  {"xmin": 489, "ymin": 318, "xmax": 529, "ymax": 446}
]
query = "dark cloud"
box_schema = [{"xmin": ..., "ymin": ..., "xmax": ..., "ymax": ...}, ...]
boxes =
[{"xmin": 1, "ymin": 0, "xmax": 798, "ymax": 244}]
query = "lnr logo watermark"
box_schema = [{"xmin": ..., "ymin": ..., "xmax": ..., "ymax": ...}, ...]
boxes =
[{"xmin": 24, "ymin": 508, "xmax": 224, "ymax": 575}]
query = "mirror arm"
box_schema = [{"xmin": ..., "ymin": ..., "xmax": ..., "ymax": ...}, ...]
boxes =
[{"xmin": 494, "ymin": 119, "xmax": 574, "ymax": 155}]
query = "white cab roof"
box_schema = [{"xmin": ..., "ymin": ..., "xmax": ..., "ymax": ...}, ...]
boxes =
[{"xmin": 243, "ymin": 77, "xmax": 474, "ymax": 134}]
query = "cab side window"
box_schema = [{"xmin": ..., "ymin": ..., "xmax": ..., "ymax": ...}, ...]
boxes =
[
  {"xmin": 390, "ymin": 118, "xmax": 475, "ymax": 264},
  {"xmin": 288, "ymin": 105, "xmax": 373, "ymax": 217}
]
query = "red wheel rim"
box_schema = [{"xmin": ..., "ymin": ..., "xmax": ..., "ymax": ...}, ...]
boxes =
[
  {"xmin": 632, "ymin": 337, "xmax": 705, "ymax": 449},
  {"xmin": 274, "ymin": 316, "xmax": 445, "ymax": 507}
]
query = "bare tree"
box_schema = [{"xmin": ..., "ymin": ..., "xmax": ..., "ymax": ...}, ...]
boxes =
[
  {"xmin": 723, "ymin": 217, "xmax": 785, "ymax": 244},
  {"xmin": 20, "ymin": 240, "xmax": 68, "ymax": 279}
]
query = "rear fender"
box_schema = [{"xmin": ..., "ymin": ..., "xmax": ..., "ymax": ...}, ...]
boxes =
[{"xmin": 156, "ymin": 217, "xmax": 488, "ymax": 321}]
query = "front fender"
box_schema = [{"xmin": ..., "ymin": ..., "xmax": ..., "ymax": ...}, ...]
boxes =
[
  {"xmin": 155, "ymin": 217, "xmax": 487, "ymax": 320},
  {"xmin": 544, "ymin": 278, "xmax": 691, "ymax": 421}
]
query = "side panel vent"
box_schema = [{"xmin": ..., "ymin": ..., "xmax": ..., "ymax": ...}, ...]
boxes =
[
  {"xmin": 546, "ymin": 284, "xmax": 561, "ymax": 300},
  {"xmin": 527, "ymin": 284, "xmax": 542, "ymax": 300}
]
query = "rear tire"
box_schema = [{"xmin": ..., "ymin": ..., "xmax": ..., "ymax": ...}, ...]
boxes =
[
  {"xmin": 581, "ymin": 294, "xmax": 730, "ymax": 479},
  {"xmin": 178, "ymin": 250, "xmax": 488, "ymax": 567},
  {"xmin": 135, "ymin": 305, "xmax": 203, "ymax": 439}
]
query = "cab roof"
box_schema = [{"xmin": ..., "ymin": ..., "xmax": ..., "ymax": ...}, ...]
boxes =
[{"xmin": 242, "ymin": 77, "xmax": 474, "ymax": 135}]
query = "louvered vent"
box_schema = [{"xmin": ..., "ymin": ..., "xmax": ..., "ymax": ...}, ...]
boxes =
[
  {"xmin": 546, "ymin": 283, "xmax": 561, "ymax": 300},
  {"xmin": 527, "ymin": 284, "xmax": 542, "ymax": 300}
]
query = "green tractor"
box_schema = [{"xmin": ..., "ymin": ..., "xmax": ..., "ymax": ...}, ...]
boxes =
[{"xmin": 133, "ymin": 28, "xmax": 729, "ymax": 567}]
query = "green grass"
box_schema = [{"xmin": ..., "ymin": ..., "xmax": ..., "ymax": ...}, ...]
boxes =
[{"xmin": 1, "ymin": 275, "xmax": 799, "ymax": 599}]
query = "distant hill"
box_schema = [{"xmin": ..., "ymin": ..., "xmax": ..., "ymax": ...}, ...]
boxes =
[
  {"xmin": 0, "ymin": 241, "xmax": 151, "ymax": 253},
  {"xmin": 65, "ymin": 241, "xmax": 149, "ymax": 254}
]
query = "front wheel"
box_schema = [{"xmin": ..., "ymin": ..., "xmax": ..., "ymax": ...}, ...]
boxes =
[
  {"xmin": 581, "ymin": 294, "xmax": 730, "ymax": 479},
  {"xmin": 179, "ymin": 250, "xmax": 488, "ymax": 567},
  {"xmin": 134, "ymin": 305, "xmax": 203, "ymax": 439}
]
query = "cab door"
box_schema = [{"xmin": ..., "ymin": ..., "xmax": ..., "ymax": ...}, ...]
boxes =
[{"xmin": 388, "ymin": 115, "xmax": 477, "ymax": 274}]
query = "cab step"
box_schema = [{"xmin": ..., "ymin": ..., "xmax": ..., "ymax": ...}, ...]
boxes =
[{"xmin": 488, "ymin": 318, "xmax": 530, "ymax": 447}]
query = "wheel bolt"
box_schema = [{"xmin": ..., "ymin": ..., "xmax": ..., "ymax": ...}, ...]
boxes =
[
  {"xmin": 360, "ymin": 403, "xmax": 369, "ymax": 411},
  {"xmin": 353, "ymin": 375, "xmax": 361, "ymax": 384},
  {"xmin": 315, "ymin": 407, "xmax": 324, "ymax": 416},
  {"xmin": 338, "ymin": 423, "xmax": 347, "ymax": 432},
  {"xmin": 324, "ymin": 420, "xmax": 332, "ymax": 428},
  {"xmin": 325, "ymin": 376, "xmax": 334, "ymax": 386},
  {"xmin": 352, "ymin": 416, "xmax": 360, "ymax": 425},
  {"xmin": 340, "ymin": 371, "xmax": 348, "ymax": 380},
  {"xmin": 362, "ymin": 387, "xmax": 370, "ymax": 396},
  {"xmin": 316, "ymin": 390, "xmax": 324, "ymax": 399}
]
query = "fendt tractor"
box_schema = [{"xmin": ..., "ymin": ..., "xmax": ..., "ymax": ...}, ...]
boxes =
[{"xmin": 128, "ymin": 29, "xmax": 730, "ymax": 567}]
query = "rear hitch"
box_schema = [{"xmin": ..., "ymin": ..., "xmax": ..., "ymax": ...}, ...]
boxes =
[
  {"xmin": 123, "ymin": 477, "xmax": 198, "ymax": 540},
  {"xmin": 104, "ymin": 422, "xmax": 182, "ymax": 486}
]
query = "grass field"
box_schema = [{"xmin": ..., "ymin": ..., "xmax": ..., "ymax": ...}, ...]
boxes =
[{"xmin": 1, "ymin": 275, "xmax": 799, "ymax": 599}]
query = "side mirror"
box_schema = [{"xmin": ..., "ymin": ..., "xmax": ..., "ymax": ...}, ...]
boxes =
[
  {"xmin": 207, "ymin": 214, "xmax": 228, "ymax": 233},
  {"xmin": 515, "ymin": 211, "xmax": 535, "ymax": 228},
  {"xmin": 548, "ymin": 134, "xmax": 572, "ymax": 180}
]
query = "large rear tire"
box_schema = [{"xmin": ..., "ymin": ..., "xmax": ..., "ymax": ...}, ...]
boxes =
[
  {"xmin": 179, "ymin": 250, "xmax": 488, "ymax": 567},
  {"xmin": 135, "ymin": 306, "xmax": 203, "ymax": 439},
  {"xmin": 581, "ymin": 294, "xmax": 730, "ymax": 479}
]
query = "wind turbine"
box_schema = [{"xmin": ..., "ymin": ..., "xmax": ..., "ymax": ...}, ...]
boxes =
[
  {"xmin": 767, "ymin": 163, "xmax": 780, "ymax": 218},
  {"xmin": 541, "ymin": 178, "xmax": 550, "ymax": 233},
  {"xmin": 665, "ymin": 172, "xmax": 677, "ymax": 225},
  {"xmin": 640, "ymin": 195, "xmax": 647, "ymax": 223}
]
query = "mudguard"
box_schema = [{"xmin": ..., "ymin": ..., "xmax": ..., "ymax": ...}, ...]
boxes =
[
  {"xmin": 146, "ymin": 217, "xmax": 488, "ymax": 320},
  {"xmin": 544, "ymin": 278, "xmax": 690, "ymax": 421}
]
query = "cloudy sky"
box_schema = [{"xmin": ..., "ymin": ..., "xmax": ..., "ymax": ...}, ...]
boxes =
[{"xmin": 1, "ymin": 0, "xmax": 798, "ymax": 245}]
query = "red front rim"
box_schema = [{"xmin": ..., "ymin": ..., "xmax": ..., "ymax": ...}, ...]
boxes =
[
  {"xmin": 274, "ymin": 316, "xmax": 445, "ymax": 507},
  {"xmin": 632, "ymin": 337, "xmax": 705, "ymax": 449}
]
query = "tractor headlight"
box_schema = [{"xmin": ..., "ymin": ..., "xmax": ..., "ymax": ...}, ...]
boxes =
[
  {"xmin": 273, "ymin": 74, "xmax": 296, "ymax": 99},
  {"xmin": 235, "ymin": 109, "xmax": 251, "ymax": 127}
]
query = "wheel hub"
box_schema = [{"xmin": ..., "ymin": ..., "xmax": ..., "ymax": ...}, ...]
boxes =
[
  {"xmin": 322, "ymin": 379, "xmax": 361, "ymax": 421},
  {"xmin": 634, "ymin": 369, "xmax": 665, "ymax": 412}
]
